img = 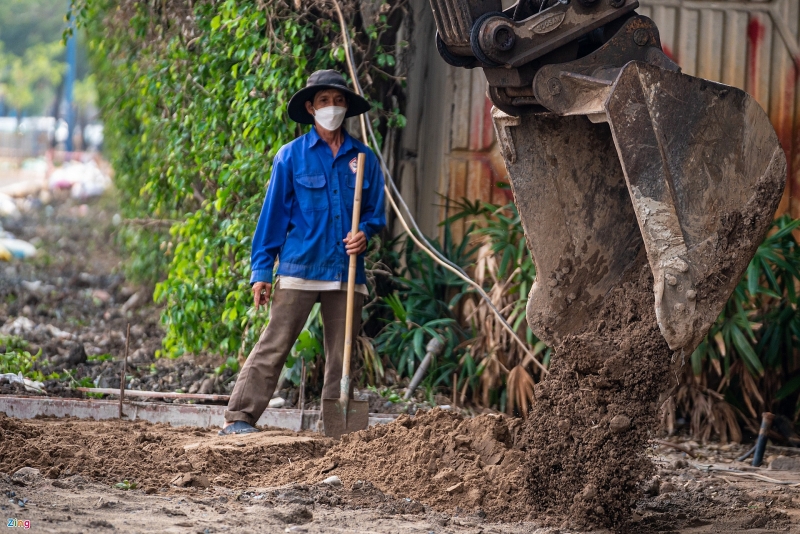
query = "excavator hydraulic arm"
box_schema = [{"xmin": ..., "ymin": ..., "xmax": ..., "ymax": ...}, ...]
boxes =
[{"xmin": 430, "ymin": 0, "xmax": 786, "ymax": 354}]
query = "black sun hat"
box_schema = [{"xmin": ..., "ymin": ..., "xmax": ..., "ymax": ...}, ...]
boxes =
[{"xmin": 287, "ymin": 70, "xmax": 371, "ymax": 125}]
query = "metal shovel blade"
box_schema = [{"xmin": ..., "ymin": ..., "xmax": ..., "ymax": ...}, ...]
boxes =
[{"xmin": 322, "ymin": 398, "xmax": 369, "ymax": 440}]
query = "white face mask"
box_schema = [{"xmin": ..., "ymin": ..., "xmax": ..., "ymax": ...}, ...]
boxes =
[{"xmin": 313, "ymin": 105, "xmax": 347, "ymax": 131}]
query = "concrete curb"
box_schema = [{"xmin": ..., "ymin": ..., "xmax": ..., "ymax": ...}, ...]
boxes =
[{"xmin": 0, "ymin": 395, "xmax": 398, "ymax": 432}]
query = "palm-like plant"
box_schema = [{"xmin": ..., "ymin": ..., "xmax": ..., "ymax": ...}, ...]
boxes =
[
  {"xmin": 443, "ymin": 198, "xmax": 550, "ymax": 416},
  {"xmin": 373, "ymin": 226, "xmax": 474, "ymax": 398},
  {"xmin": 370, "ymin": 197, "xmax": 800, "ymax": 433},
  {"xmin": 675, "ymin": 215, "xmax": 800, "ymax": 439}
]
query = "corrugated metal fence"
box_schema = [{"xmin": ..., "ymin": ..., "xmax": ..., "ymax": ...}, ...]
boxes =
[{"xmin": 443, "ymin": 68, "xmax": 513, "ymax": 242}]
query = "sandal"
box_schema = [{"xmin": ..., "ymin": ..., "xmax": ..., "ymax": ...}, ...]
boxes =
[{"xmin": 218, "ymin": 421, "xmax": 260, "ymax": 435}]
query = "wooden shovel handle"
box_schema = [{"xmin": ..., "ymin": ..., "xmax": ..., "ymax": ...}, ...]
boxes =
[{"xmin": 341, "ymin": 152, "xmax": 366, "ymax": 402}]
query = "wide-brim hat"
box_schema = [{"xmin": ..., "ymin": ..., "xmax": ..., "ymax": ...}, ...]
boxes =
[{"xmin": 287, "ymin": 69, "xmax": 371, "ymax": 125}]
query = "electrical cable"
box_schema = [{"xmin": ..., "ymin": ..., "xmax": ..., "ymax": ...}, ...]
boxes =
[{"xmin": 331, "ymin": 1, "xmax": 547, "ymax": 375}]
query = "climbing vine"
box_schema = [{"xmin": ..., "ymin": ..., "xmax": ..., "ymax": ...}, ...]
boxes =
[{"xmin": 72, "ymin": 0, "xmax": 407, "ymax": 357}]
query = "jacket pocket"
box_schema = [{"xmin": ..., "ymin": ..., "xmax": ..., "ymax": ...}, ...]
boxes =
[
  {"xmin": 345, "ymin": 171, "xmax": 370, "ymax": 191},
  {"xmin": 295, "ymin": 174, "xmax": 328, "ymax": 211},
  {"xmin": 344, "ymin": 171, "xmax": 370, "ymax": 212}
]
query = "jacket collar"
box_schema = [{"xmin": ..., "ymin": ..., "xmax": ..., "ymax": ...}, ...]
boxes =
[{"xmin": 307, "ymin": 126, "xmax": 353, "ymax": 158}]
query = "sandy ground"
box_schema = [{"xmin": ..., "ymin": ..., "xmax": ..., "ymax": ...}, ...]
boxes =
[
  {"xmin": 2, "ymin": 415, "xmax": 800, "ymax": 533},
  {"xmin": 1, "ymin": 480, "xmax": 549, "ymax": 534},
  {"xmin": 0, "ymin": 416, "xmax": 542, "ymax": 534},
  {"xmin": 5, "ymin": 474, "xmax": 800, "ymax": 534}
]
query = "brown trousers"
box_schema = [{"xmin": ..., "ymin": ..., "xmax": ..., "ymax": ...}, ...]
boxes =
[{"xmin": 224, "ymin": 281, "xmax": 364, "ymax": 426}]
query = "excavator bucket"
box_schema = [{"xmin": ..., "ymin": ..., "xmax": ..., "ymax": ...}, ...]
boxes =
[
  {"xmin": 428, "ymin": 0, "xmax": 787, "ymax": 353},
  {"xmin": 493, "ymin": 62, "xmax": 786, "ymax": 354},
  {"xmin": 492, "ymin": 110, "xmax": 644, "ymax": 347}
]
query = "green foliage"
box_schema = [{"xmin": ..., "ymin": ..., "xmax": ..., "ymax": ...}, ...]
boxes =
[
  {"xmin": 369, "ymin": 199, "xmax": 552, "ymax": 411},
  {"xmin": 113, "ymin": 225, "xmax": 170, "ymax": 286},
  {"xmin": 214, "ymin": 356, "xmax": 240, "ymax": 376},
  {"xmin": 377, "ymin": 199, "xmax": 800, "ymax": 423},
  {"xmin": 75, "ymin": 0, "xmax": 338, "ymax": 357},
  {"xmin": 87, "ymin": 353, "xmax": 114, "ymax": 362},
  {"xmin": 374, "ymin": 224, "xmax": 474, "ymax": 389},
  {"xmin": 152, "ymin": 1, "xmax": 333, "ymax": 355},
  {"xmin": 446, "ymin": 198, "xmax": 544, "ymax": 348},
  {"xmin": 0, "ymin": 0, "xmax": 94, "ymax": 121},
  {"xmin": 114, "ymin": 479, "xmax": 138, "ymax": 490},
  {"xmin": 72, "ymin": 375, "xmax": 93, "ymax": 389},
  {"xmin": 73, "ymin": 72, "xmax": 97, "ymax": 121},
  {"xmin": 63, "ymin": 373, "xmax": 103, "ymax": 397},
  {"xmin": 0, "ymin": 40, "xmax": 66, "ymax": 115},
  {"xmin": 284, "ymin": 304, "xmax": 324, "ymax": 387},
  {"xmin": 377, "ymin": 291, "xmax": 462, "ymax": 380},
  {"xmin": 0, "ymin": 335, "xmax": 28, "ymax": 353},
  {"xmin": 0, "ymin": 343, "xmax": 48, "ymax": 383},
  {"xmin": 0, "ymin": 335, "xmax": 56, "ymax": 383},
  {"xmin": 0, "ymin": 0, "xmax": 68, "ymax": 56},
  {"xmin": 367, "ymin": 385, "xmax": 402, "ymax": 404},
  {"xmin": 75, "ymin": 0, "xmax": 404, "ymax": 359}
]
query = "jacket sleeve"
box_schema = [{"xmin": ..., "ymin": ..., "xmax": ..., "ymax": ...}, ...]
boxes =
[
  {"xmin": 250, "ymin": 150, "xmax": 293, "ymax": 285},
  {"xmin": 358, "ymin": 151, "xmax": 386, "ymax": 243}
]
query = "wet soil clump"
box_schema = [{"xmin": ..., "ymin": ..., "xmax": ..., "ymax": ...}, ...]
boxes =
[{"xmin": 520, "ymin": 255, "xmax": 675, "ymax": 529}]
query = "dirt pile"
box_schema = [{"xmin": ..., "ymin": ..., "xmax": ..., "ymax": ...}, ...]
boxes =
[
  {"xmin": 264, "ymin": 409, "xmax": 530, "ymax": 519},
  {"xmin": 4, "ymin": 431, "xmax": 800, "ymax": 534},
  {"xmin": 0, "ymin": 411, "xmax": 530, "ymax": 519},
  {"xmin": 4, "ymin": 409, "xmax": 800, "ymax": 533},
  {"xmin": 520, "ymin": 254, "xmax": 675, "ymax": 529},
  {"xmin": 0, "ymin": 415, "xmax": 333, "ymax": 491}
]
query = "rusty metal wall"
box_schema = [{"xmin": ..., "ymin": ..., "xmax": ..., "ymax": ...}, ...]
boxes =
[
  {"xmin": 397, "ymin": 0, "xmax": 455, "ymax": 240},
  {"xmin": 398, "ymin": 3, "xmax": 511, "ymax": 243},
  {"xmin": 442, "ymin": 67, "xmax": 512, "ymax": 242}
]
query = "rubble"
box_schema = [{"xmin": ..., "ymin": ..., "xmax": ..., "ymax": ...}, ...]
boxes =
[
  {"xmin": 11, "ymin": 467, "xmax": 41, "ymax": 486},
  {"xmin": 0, "ymin": 373, "xmax": 45, "ymax": 394}
]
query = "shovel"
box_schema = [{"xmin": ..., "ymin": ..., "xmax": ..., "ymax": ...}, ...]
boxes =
[{"xmin": 322, "ymin": 152, "xmax": 369, "ymax": 439}]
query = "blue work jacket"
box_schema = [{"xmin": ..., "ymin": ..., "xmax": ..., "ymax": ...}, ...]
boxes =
[{"xmin": 250, "ymin": 127, "xmax": 386, "ymax": 285}]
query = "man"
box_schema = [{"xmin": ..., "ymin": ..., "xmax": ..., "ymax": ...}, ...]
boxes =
[{"xmin": 220, "ymin": 70, "xmax": 385, "ymax": 435}]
